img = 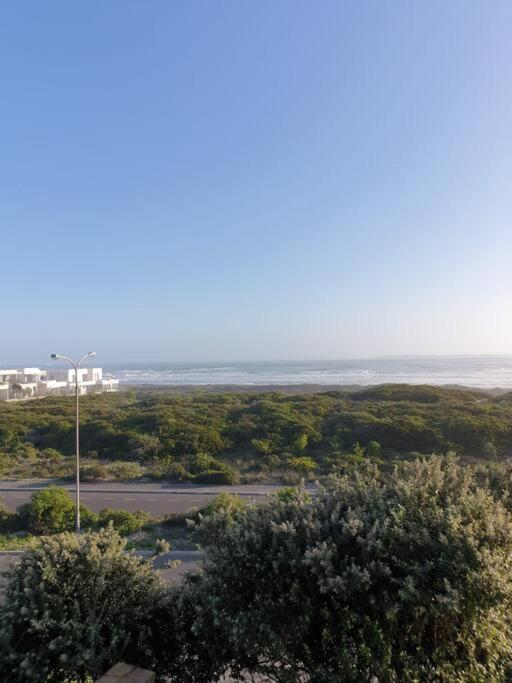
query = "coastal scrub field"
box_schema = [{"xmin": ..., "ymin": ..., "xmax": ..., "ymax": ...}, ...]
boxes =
[{"xmin": 1, "ymin": 385, "xmax": 512, "ymax": 483}]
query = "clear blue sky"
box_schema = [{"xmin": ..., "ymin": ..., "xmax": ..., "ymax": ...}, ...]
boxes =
[{"xmin": 2, "ymin": 1, "xmax": 512, "ymax": 364}]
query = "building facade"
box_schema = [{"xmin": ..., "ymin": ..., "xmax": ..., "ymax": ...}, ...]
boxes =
[{"xmin": 0, "ymin": 367, "xmax": 119, "ymax": 400}]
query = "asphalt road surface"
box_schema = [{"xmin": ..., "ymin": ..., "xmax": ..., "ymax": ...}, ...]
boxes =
[{"xmin": 0, "ymin": 480, "xmax": 282, "ymax": 516}]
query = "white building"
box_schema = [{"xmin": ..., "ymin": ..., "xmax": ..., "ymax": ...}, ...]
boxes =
[
  {"xmin": 0, "ymin": 367, "xmax": 119, "ymax": 400},
  {"xmin": 46, "ymin": 368, "xmax": 118, "ymax": 396}
]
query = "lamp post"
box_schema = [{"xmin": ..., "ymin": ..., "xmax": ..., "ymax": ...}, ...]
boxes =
[{"xmin": 50, "ymin": 351, "xmax": 96, "ymax": 532}]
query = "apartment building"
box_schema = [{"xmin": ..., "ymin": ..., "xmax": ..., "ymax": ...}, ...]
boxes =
[{"xmin": 0, "ymin": 367, "xmax": 119, "ymax": 400}]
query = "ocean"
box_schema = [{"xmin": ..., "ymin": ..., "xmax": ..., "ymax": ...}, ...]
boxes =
[{"xmin": 105, "ymin": 356, "xmax": 512, "ymax": 390}]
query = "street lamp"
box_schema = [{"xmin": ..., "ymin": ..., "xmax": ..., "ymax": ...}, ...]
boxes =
[{"xmin": 50, "ymin": 351, "xmax": 96, "ymax": 532}]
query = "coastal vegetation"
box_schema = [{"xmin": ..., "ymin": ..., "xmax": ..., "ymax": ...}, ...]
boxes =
[
  {"xmin": 1, "ymin": 385, "xmax": 512, "ymax": 483},
  {"xmin": 2, "ymin": 458, "xmax": 512, "ymax": 681},
  {"xmin": 0, "ymin": 526, "xmax": 161, "ymax": 682}
]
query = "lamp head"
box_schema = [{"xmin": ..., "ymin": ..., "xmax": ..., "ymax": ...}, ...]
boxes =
[
  {"xmin": 88, "ymin": 352, "xmax": 97, "ymax": 358},
  {"xmin": 50, "ymin": 354, "xmax": 58, "ymax": 359}
]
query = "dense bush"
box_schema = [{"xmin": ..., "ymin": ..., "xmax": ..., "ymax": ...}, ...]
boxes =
[
  {"xmin": 149, "ymin": 459, "xmax": 189, "ymax": 481},
  {"xmin": 189, "ymin": 458, "xmax": 512, "ymax": 681},
  {"xmin": 80, "ymin": 462, "xmax": 109, "ymax": 480},
  {"xmin": 98, "ymin": 507, "xmax": 151, "ymax": 535},
  {"xmin": 41, "ymin": 447, "xmax": 64, "ymax": 462},
  {"xmin": 287, "ymin": 455, "xmax": 316, "ymax": 475},
  {"xmin": 0, "ymin": 527, "xmax": 162, "ymax": 682},
  {"xmin": 365, "ymin": 439, "xmax": 382, "ymax": 457},
  {"xmin": 201, "ymin": 492, "xmax": 246, "ymax": 517},
  {"xmin": 0, "ymin": 499, "xmax": 22, "ymax": 532},
  {"xmin": 155, "ymin": 537, "xmax": 171, "ymax": 554},
  {"xmin": 108, "ymin": 460, "xmax": 144, "ymax": 480},
  {"xmin": 194, "ymin": 467, "xmax": 237, "ymax": 485},
  {"xmin": 22, "ymin": 486, "xmax": 76, "ymax": 534},
  {"xmin": 129, "ymin": 433, "xmax": 162, "ymax": 461}
]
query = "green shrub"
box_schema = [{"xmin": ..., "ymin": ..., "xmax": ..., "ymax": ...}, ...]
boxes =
[
  {"xmin": 80, "ymin": 462, "xmax": 109, "ymax": 480},
  {"xmin": 194, "ymin": 468, "xmax": 237, "ymax": 485},
  {"xmin": 108, "ymin": 460, "xmax": 144, "ymax": 480},
  {"xmin": 262, "ymin": 454, "xmax": 281, "ymax": 470},
  {"xmin": 41, "ymin": 447, "xmax": 64, "ymax": 462},
  {"xmin": 149, "ymin": 460, "xmax": 189, "ymax": 481},
  {"xmin": 129, "ymin": 433, "xmax": 162, "ymax": 461},
  {"xmin": 202, "ymin": 492, "xmax": 245, "ymax": 517},
  {"xmin": 273, "ymin": 486, "xmax": 310, "ymax": 504},
  {"xmin": 98, "ymin": 507, "xmax": 151, "ymax": 535},
  {"xmin": 79, "ymin": 504, "xmax": 99, "ymax": 529},
  {"xmin": 287, "ymin": 456, "xmax": 316, "ymax": 475},
  {"xmin": 155, "ymin": 538, "xmax": 171, "ymax": 554},
  {"xmin": 24, "ymin": 486, "xmax": 76, "ymax": 534},
  {"xmin": 189, "ymin": 452, "xmax": 218, "ymax": 474},
  {"xmin": 365, "ymin": 440, "xmax": 382, "ymax": 457},
  {"xmin": 0, "ymin": 526, "xmax": 162, "ymax": 682},
  {"xmin": 352, "ymin": 441, "xmax": 365, "ymax": 457},
  {"xmin": 191, "ymin": 458, "xmax": 512, "ymax": 681},
  {"xmin": 251, "ymin": 438, "xmax": 273, "ymax": 454},
  {"xmin": 279, "ymin": 469, "xmax": 301, "ymax": 485},
  {"xmin": 0, "ymin": 499, "xmax": 21, "ymax": 533},
  {"xmin": 13, "ymin": 442, "xmax": 39, "ymax": 461},
  {"xmin": 293, "ymin": 434, "xmax": 308, "ymax": 452},
  {"xmin": 16, "ymin": 487, "xmax": 97, "ymax": 534},
  {"xmin": 162, "ymin": 512, "xmax": 189, "ymax": 528}
]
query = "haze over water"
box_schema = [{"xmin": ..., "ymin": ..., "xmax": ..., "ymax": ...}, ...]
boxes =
[{"xmin": 107, "ymin": 356, "xmax": 512, "ymax": 390}]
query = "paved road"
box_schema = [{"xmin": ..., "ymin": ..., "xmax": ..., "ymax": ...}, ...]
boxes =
[{"xmin": 0, "ymin": 480, "xmax": 283, "ymax": 516}]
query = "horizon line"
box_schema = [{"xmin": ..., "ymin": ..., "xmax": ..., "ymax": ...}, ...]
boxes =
[{"xmin": 3, "ymin": 352, "xmax": 512, "ymax": 368}]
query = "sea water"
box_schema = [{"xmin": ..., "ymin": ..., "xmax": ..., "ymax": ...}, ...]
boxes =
[{"xmin": 105, "ymin": 356, "xmax": 512, "ymax": 389}]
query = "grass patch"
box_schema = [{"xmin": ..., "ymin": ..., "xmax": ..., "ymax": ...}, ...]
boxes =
[{"xmin": 0, "ymin": 533, "xmax": 42, "ymax": 551}]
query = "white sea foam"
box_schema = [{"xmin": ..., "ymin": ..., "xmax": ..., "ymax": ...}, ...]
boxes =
[{"xmin": 105, "ymin": 356, "xmax": 512, "ymax": 389}]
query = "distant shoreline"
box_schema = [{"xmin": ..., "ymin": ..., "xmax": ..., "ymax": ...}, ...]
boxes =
[
  {"xmin": 120, "ymin": 382, "xmax": 511, "ymax": 397},
  {"xmin": 107, "ymin": 358, "xmax": 512, "ymax": 392}
]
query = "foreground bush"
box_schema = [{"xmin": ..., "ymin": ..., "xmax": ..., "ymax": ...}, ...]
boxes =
[
  {"xmin": 191, "ymin": 458, "xmax": 512, "ymax": 682},
  {"xmin": 3, "ymin": 459, "xmax": 512, "ymax": 683},
  {"xmin": 0, "ymin": 526, "xmax": 162, "ymax": 682}
]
